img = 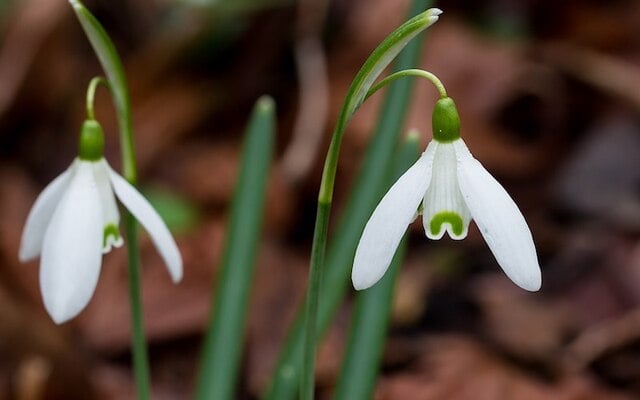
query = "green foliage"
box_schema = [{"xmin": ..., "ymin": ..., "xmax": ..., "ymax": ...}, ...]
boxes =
[
  {"xmin": 265, "ymin": 2, "xmax": 435, "ymax": 399},
  {"xmin": 142, "ymin": 188, "xmax": 200, "ymax": 234},
  {"xmin": 196, "ymin": 96, "xmax": 276, "ymax": 400},
  {"xmin": 333, "ymin": 134, "xmax": 420, "ymax": 400}
]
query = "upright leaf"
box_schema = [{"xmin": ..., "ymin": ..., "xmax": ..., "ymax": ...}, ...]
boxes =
[{"xmin": 196, "ymin": 97, "xmax": 276, "ymax": 400}]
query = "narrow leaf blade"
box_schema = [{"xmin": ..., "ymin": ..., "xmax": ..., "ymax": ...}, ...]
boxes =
[{"xmin": 196, "ymin": 97, "xmax": 276, "ymax": 400}]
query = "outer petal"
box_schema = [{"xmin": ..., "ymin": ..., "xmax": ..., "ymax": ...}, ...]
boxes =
[
  {"xmin": 352, "ymin": 142, "xmax": 437, "ymax": 290},
  {"xmin": 107, "ymin": 166, "xmax": 183, "ymax": 282},
  {"xmin": 19, "ymin": 161, "xmax": 77, "ymax": 262},
  {"xmin": 454, "ymin": 140, "xmax": 541, "ymax": 291},
  {"xmin": 40, "ymin": 161, "xmax": 103, "ymax": 324}
]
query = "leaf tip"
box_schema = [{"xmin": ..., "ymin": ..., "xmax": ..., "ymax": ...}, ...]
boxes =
[
  {"xmin": 405, "ymin": 128, "xmax": 421, "ymax": 144},
  {"xmin": 256, "ymin": 95, "xmax": 275, "ymax": 114},
  {"xmin": 68, "ymin": 0, "xmax": 82, "ymax": 10},
  {"xmin": 426, "ymin": 8, "xmax": 443, "ymax": 25}
]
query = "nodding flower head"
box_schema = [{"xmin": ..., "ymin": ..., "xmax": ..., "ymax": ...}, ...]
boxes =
[
  {"xmin": 352, "ymin": 97, "xmax": 541, "ymax": 292},
  {"xmin": 19, "ymin": 119, "xmax": 182, "ymax": 324}
]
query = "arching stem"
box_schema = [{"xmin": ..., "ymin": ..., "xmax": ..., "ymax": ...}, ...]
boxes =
[
  {"xmin": 85, "ymin": 76, "xmax": 109, "ymax": 120},
  {"xmin": 365, "ymin": 68, "xmax": 448, "ymax": 102}
]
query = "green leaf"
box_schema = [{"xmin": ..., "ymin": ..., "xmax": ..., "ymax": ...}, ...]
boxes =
[
  {"xmin": 196, "ymin": 96, "xmax": 276, "ymax": 400},
  {"xmin": 141, "ymin": 188, "xmax": 200, "ymax": 233}
]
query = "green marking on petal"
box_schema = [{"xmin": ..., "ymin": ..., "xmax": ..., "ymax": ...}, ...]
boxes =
[
  {"xmin": 432, "ymin": 97, "xmax": 460, "ymax": 143},
  {"xmin": 78, "ymin": 119, "xmax": 105, "ymax": 161},
  {"xmin": 103, "ymin": 223, "xmax": 121, "ymax": 247},
  {"xmin": 429, "ymin": 211, "xmax": 464, "ymax": 237}
]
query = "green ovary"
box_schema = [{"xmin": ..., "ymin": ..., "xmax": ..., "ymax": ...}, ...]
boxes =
[
  {"xmin": 431, "ymin": 97, "xmax": 461, "ymax": 143},
  {"xmin": 78, "ymin": 119, "xmax": 105, "ymax": 161},
  {"xmin": 429, "ymin": 211, "xmax": 464, "ymax": 237}
]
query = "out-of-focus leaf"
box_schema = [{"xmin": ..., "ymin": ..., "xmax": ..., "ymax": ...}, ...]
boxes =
[
  {"xmin": 196, "ymin": 96, "xmax": 275, "ymax": 400},
  {"xmin": 141, "ymin": 188, "xmax": 200, "ymax": 233}
]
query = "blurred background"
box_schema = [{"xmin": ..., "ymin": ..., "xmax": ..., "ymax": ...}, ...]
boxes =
[{"xmin": 1, "ymin": 0, "xmax": 640, "ymax": 398}]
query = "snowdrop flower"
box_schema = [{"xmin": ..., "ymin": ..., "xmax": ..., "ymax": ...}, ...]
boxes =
[
  {"xmin": 353, "ymin": 97, "xmax": 541, "ymax": 291},
  {"xmin": 19, "ymin": 120, "xmax": 182, "ymax": 324}
]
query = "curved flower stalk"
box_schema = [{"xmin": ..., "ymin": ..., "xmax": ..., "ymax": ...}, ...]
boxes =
[
  {"xmin": 64, "ymin": 4, "xmax": 156, "ymax": 397},
  {"xmin": 298, "ymin": 8, "xmax": 443, "ymax": 400},
  {"xmin": 19, "ymin": 119, "xmax": 182, "ymax": 324},
  {"xmin": 352, "ymin": 96, "xmax": 542, "ymax": 292}
]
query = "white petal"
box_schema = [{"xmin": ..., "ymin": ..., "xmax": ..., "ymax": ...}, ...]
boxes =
[
  {"xmin": 422, "ymin": 143, "xmax": 471, "ymax": 240},
  {"xmin": 40, "ymin": 161, "xmax": 103, "ymax": 323},
  {"xmin": 19, "ymin": 161, "xmax": 77, "ymax": 262},
  {"xmin": 107, "ymin": 166, "xmax": 183, "ymax": 282},
  {"xmin": 454, "ymin": 140, "xmax": 541, "ymax": 291},
  {"xmin": 92, "ymin": 160, "xmax": 122, "ymax": 253},
  {"xmin": 352, "ymin": 142, "xmax": 437, "ymax": 290}
]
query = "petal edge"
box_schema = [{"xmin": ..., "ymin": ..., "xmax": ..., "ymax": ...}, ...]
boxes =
[{"xmin": 19, "ymin": 162, "xmax": 76, "ymax": 262}]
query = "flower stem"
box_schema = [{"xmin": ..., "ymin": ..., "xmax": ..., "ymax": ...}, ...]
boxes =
[
  {"xmin": 125, "ymin": 214, "xmax": 151, "ymax": 400},
  {"xmin": 85, "ymin": 76, "xmax": 108, "ymax": 120},
  {"xmin": 70, "ymin": 0, "xmax": 137, "ymax": 182},
  {"xmin": 265, "ymin": 7, "xmax": 431, "ymax": 394},
  {"xmin": 365, "ymin": 68, "xmax": 448, "ymax": 101},
  {"xmin": 70, "ymin": 2, "xmax": 148, "ymax": 398},
  {"xmin": 297, "ymin": 6, "xmax": 439, "ymax": 400},
  {"xmin": 301, "ymin": 200, "xmax": 330, "ymax": 400}
]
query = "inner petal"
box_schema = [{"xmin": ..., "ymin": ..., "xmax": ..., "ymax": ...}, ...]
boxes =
[
  {"xmin": 422, "ymin": 142, "xmax": 471, "ymax": 240},
  {"xmin": 429, "ymin": 211, "xmax": 464, "ymax": 237},
  {"xmin": 92, "ymin": 160, "xmax": 123, "ymax": 253},
  {"xmin": 103, "ymin": 223, "xmax": 123, "ymax": 253}
]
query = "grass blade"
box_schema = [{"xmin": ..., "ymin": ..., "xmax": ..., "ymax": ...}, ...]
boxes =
[{"xmin": 196, "ymin": 96, "xmax": 276, "ymax": 400}]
